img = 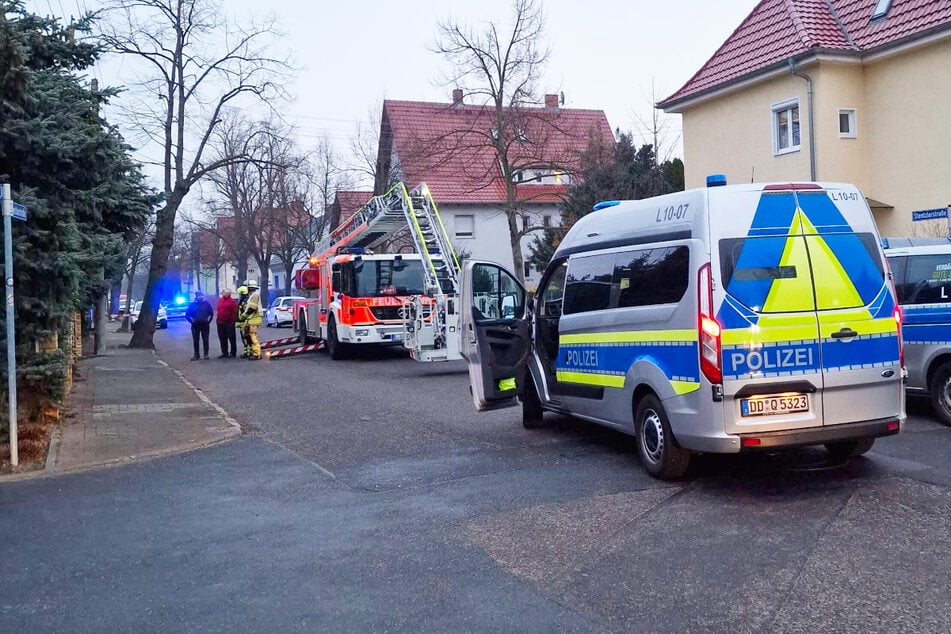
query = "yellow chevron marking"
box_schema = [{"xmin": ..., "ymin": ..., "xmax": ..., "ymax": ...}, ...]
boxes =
[
  {"xmin": 762, "ymin": 211, "xmax": 816, "ymax": 313},
  {"xmin": 798, "ymin": 214, "xmax": 862, "ymax": 310}
]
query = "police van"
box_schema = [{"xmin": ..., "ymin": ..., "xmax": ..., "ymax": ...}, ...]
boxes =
[
  {"xmin": 882, "ymin": 240, "xmax": 951, "ymax": 425},
  {"xmin": 460, "ymin": 178, "xmax": 904, "ymax": 479}
]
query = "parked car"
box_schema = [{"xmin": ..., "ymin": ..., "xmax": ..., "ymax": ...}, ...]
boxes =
[
  {"xmin": 266, "ymin": 296, "xmax": 305, "ymax": 327},
  {"xmin": 884, "ymin": 240, "xmax": 951, "ymax": 425},
  {"xmin": 163, "ymin": 297, "xmax": 188, "ymax": 321},
  {"xmin": 130, "ymin": 301, "xmax": 168, "ymax": 329}
]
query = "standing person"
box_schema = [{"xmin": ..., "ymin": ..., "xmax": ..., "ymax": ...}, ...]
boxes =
[
  {"xmin": 215, "ymin": 289, "xmax": 239, "ymax": 358},
  {"xmin": 235, "ymin": 285, "xmax": 250, "ymax": 358},
  {"xmin": 243, "ymin": 279, "xmax": 263, "ymax": 360},
  {"xmin": 186, "ymin": 292, "xmax": 214, "ymax": 360}
]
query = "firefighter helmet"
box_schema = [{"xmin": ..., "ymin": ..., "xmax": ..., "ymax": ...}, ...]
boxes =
[
  {"xmin": 237, "ymin": 285, "xmax": 249, "ymax": 296},
  {"xmin": 244, "ymin": 279, "xmax": 259, "ymax": 289}
]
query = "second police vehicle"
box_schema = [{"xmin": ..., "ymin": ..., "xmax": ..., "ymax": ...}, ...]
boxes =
[{"xmin": 460, "ymin": 177, "xmax": 905, "ymax": 479}]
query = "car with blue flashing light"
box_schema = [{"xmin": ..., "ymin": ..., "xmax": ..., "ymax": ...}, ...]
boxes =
[
  {"xmin": 883, "ymin": 239, "xmax": 951, "ymax": 425},
  {"xmin": 460, "ymin": 177, "xmax": 904, "ymax": 479},
  {"xmin": 163, "ymin": 295, "xmax": 189, "ymax": 320}
]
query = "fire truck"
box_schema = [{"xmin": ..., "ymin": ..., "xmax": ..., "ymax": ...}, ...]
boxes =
[{"xmin": 293, "ymin": 182, "xmax": 462, "ymax": 362}]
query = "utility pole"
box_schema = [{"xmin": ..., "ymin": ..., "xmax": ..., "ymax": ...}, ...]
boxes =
[{"xmin": 2, "ymin": 183, "xmax": 19, "ymax": 466}]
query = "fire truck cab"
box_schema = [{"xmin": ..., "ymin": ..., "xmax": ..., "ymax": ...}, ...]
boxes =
[{"xmin": 294, "ymin": 249, "xmax": 433, "ymax": 359}]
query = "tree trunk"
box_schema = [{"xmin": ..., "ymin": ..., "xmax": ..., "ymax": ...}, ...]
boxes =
[
  {"xmin": 284, "ymin": 262, "xmax": 293, "ymax": 296},
  {"xmin": 129, "ymin": 201, "xmax": 178, "ymax": 348},
  {"xmin": 214, "ymin": 265, "xmax": 220, "ymax": 296},
  {"xmin": 507, "ymin": 210, "xmax": 525, "ymax": 284},
  {"xmin": 117, "ymin": 271, "xmax": 136, "ymax": 332}
]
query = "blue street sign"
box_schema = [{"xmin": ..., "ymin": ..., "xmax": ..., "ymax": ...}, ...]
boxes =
[
  {"xmin": 11, "ymin": 203, "xmax": 27, "ymax": 221},
  {"xmin": 912, "ymin": 207, "xmax": 948, "ymax": 222}
]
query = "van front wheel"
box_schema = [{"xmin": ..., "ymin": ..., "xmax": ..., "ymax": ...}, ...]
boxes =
[
  {"xmin": 635, "ymin": 394, "xmax": 690, "ymax": 480},
  {"xmin": 929, "ymin": 362, "xmax": 951, "ymax": 426}
]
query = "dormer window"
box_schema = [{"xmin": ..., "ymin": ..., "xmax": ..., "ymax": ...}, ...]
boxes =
[
  {"xmin": 515, "ymin": 128, "xmax": 529, "ymax": 143},
  {"xmin": 490, "ymin": 128, "xmax": 499, "ymax": 141},
  {"xmin": 871, "ymin": 0, "xmax": 891, "ymax": 20}
]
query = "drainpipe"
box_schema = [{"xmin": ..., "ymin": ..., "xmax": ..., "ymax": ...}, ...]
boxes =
[{"xmin": 788, "ymin": 59, "xmax": 817, "ymax": 181}]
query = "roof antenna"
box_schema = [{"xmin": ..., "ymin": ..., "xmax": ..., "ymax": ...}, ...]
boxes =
[{"xmin": 750, "ymin": 166, "xmax": 755, "ymax": 183}]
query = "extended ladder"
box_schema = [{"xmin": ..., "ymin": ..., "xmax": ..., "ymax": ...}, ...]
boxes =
[{"xmin": 314, "ymin": 182, "xmax": 462, "ymax": 362}]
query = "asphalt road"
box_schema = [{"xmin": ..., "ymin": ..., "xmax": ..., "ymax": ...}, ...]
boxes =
[{"xmin": 1, "ymin": 319, "xmax": 949, "ymax": 632}]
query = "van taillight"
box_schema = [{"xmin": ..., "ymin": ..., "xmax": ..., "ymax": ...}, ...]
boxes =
[
  {"xmin": 894, "ymin": 306, "xmax": 904, "ymax": 369},
  {"xmin": 698, "ymin": 263, "xmax": 722, "ymax": 384}
]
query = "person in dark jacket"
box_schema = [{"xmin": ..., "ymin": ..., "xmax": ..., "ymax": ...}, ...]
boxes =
[
  {"xmin": 215, "ymin": 289, "xmax": 239, "ymax": 358},
  {"xmin": 186, "ymin": 292, "xmax": 214, "ymax": 360}
]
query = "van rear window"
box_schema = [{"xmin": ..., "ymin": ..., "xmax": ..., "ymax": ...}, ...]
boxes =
[{"xmin": 720, "ymin": 233, "xmax": 884, "ymax": 313}]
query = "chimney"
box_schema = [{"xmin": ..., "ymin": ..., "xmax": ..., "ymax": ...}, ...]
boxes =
[
  {"xmin": 452, "ymin": 88, "xmax": 464, "ymax": 106},
  {"xmin": 545, "ymin": 93, "xmax": 559, "ymax": 110}
]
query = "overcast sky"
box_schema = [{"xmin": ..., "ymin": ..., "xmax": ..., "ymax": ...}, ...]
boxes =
[{"xmin": 27, "ymin": 0, "xmax": 759, "ymax": 188}]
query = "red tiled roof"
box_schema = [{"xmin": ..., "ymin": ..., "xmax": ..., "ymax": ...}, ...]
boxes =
[
  {"xmin": 660, "ymin": 0, "xmax": 951, "ymax": 109},
  {"xmin": 333, "ymin": 190, "xmax": 373, "ymax": 224},
  {"xmin": 381, "ymin": 99, "xmax": 614, "ymax": 205}
]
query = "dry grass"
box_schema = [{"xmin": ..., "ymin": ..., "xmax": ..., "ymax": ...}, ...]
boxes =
[{"xmin": 0, "ymin": 418, "xmax": 56, "ymax": 473}]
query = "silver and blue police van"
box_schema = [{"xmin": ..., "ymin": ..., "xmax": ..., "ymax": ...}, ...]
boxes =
[
  {"xmin": 883, "ymin": 239, "xmax": 951, "ymax": 425},
  {"xmin": 460, "ymin": 178, "xmax": 904, "ymax": 479}
]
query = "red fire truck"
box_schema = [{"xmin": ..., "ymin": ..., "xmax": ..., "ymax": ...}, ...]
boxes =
[{"xmin": 294, "ymin": 183, "xmax": 461, "ymax": 361}]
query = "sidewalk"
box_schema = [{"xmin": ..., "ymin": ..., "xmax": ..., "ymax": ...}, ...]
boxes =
[{"xmin": 48, "ymin": 328, "xmax": 241, "ymax": 474}]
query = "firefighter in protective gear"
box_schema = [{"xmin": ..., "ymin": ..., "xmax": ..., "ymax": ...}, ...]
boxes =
[
  {"xmin": 243, "ymin": 279, "xmax": 263, "ymax": 360},
  {"xmin": 235, "ymin": 285, "xmax": 250, "ymax": 358}
]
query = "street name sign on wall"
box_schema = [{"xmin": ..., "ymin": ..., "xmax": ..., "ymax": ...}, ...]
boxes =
[{"xmin": 912, "ymin": 207, "xmax": 949, "ymax": 222}]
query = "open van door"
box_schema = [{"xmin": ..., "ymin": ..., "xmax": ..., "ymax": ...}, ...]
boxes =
[{"xmin": 460, "ymin": 261, "xmax": 530, "ymax": 411}]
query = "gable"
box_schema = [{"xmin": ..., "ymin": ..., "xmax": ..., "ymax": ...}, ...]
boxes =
[
  {"xmin": 660, "ymin": 0, "xmax": 951, "ymax": 111},
  {"xmin": 379, "ymin": 99, "xmax": 614, "ymax": 205}
]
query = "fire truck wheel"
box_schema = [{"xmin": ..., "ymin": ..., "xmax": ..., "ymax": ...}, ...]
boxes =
[{"xmin": 327, "ymin": 316, "xmax": 349, "ymax": 360}]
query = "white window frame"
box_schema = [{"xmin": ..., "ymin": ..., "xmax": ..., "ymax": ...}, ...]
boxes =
[
  {"xmin": 454, "ymin": 214, "xmax": 475, "ymax": 238},
  {"xmin": 838, "ymin": 108, "xmax": 857, "ymax": 138},
  {"xmin": 771, "ymin": 98, "xmax": 801, "ymax": 156}
]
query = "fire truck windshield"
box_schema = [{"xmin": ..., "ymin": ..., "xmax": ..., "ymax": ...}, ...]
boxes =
[{"xmin": 349, "ymin": 259, "xmax": 427, "ymax": 297}]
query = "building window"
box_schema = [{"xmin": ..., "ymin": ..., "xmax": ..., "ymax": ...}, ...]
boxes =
[
  {"xmin": 455, "ymin": 214, "xmax": 474, "ymax": 238},
  {"xmin": 543, "ymin": 215, "xmax": 552, "ymax": 228},
  {"xmin": 524, "ymin": 262, "xmax": 532, "ymax": 279},
  {"xmin": 772, "ymin": 99, "xmax": 801, "ymax": 155},
  {"xmin": 838, "ymin": 108, "xmax": 856, "ymax": 138}
]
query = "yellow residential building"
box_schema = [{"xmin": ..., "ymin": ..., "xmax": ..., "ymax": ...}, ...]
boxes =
[{"xmin": 659, "ymin": 0, "xmax": 951, "ymax": 238}]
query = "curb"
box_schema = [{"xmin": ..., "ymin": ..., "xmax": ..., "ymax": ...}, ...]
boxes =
[{"xmin": 0, "ymin": 427, "xmax": 241, "ymax": 483}]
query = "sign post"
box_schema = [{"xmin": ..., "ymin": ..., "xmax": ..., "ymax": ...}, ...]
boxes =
[{"xmin": 1, "ymin": 184, "xmax": 24, "ymax": 467}]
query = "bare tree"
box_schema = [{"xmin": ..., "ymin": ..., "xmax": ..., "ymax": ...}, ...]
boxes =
[
  {"xmin": 116, "ymin": 219, "xmax": 155, "ymax": 333},
  {"xmin": 634, "ymin": 79, "xmax": 681, "ymax": 164},
  {"xmin": 100, "ymin": 0, "xmax": 289, "ymax": 347},
  {"xmin": 434, "ymin": 0, "xmax": 572, "ymax": 282}
]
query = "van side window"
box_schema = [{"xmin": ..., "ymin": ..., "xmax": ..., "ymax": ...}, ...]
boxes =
[
  {"xmin": 564, "ymin": 253, "xmax": 615, "ymax": 314},
  {"xmin": 899, "ymin": 255, "xmax": 951, "ymax": 305},
  {"xmin": 615, "ymin": 246, "xmax": 690, "ymax": 308},
  {"xmin": 539, "ymin": 261, "xmax": 568, "ymax": 317}
]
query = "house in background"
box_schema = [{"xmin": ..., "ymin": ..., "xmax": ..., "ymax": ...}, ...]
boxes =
[
  {"xmin": 327, "ymin": 190, "xmax": 373, "ymax": 233},
  {"xmin": 375, "ymin": 92, "xmax": 614, "ymax": 285},
  {"xmin": 658, "ymin": 0, "xmax": 951, "ymax": 237}
]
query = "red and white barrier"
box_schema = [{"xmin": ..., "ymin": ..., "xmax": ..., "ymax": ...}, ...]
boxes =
[
  {"xmin": 260, "ymin": 337, "xmax": 300, "ymax": 349},
  {"xmin": 265, "ymin": 343, "xmax": 322, "ymax": 358}
]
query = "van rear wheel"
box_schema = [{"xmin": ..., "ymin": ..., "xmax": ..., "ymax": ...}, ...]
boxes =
[
  {"xmin": 825, "ymin": 437, "xmax": 875, "ymax": 460},
  {"xmin": 929, "ymin": 362, "xmax": 951, "ymax": 426},
  {"xmin": 635, "ymin": 394, "xmax": 690, "ymax": 480}
]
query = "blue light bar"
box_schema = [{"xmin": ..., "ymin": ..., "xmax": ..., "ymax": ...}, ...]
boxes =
[
  {"xmin": 592, "ymin": 200, "xmax": 620, "ymax": 211},
  {"xmin": 706, "ymin": 174, "xmax": 727, "ymax": 187}
]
